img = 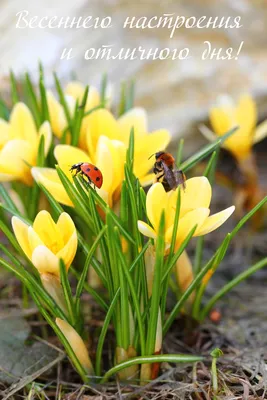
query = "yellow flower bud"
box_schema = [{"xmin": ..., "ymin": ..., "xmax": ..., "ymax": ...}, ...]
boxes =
[{"xmin": 56, "ymin": 318, "xmax": 93, "ymax": 374}]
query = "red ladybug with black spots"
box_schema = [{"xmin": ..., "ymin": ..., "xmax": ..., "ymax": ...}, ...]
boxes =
[{"xmin": 70, "ymin": 162, "xmax": 103, "ymax": 189}]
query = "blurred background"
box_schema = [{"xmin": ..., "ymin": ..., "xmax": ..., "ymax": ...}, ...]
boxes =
[{"xmin": 1, "ymin": 0, "xmax": 267, "ymax": 154}]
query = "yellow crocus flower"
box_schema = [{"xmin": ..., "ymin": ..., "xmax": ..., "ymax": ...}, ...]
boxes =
[
  {"xmin": 138, "ymin": 177, "xmax": 235, "ymax": 249},
  {"xmin": 47, "ymin": 81, "xmax": 101, "ymax": 148},
  {"xmin": 56, "ymin": 318, "xmax": 94, "ymax": 374},
  {"xmin": 32, "ymin": 109, "xmax": 170, "ymax": 208},
  {"xmin": 203, "ymin": 94, "xmax": 267, "ymax": 161},
  {"xmin": 32, "ymin": 137, "xmax": 125, "ymax": 208},
  {"xmin": 0, "ymin": 103, "xmax": 51, "ymax": 185},
  {"xmin": 12, "ymin": 210, "xmax": 77, "ymax": 276}
]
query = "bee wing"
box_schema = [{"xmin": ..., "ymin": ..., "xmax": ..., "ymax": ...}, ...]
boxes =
[
  {"xmin": 174, "ymin": 170, "xmax": 186, "ymax": 190},
  {"xmin": 162, "ymin": 163, "xmax": 177, "ymax": 188}
]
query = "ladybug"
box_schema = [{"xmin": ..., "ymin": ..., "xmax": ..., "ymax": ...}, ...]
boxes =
[
  {"xmin": 70, "ymin": 162, "xmax": 103, "ymax": 189},
  {"xmin": 150, "ymin": 151, "xmax": 186, "ymax": 192}
]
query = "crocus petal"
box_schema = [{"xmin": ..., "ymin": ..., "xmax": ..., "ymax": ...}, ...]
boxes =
[
  {"xmin": 46, "ymin": 91, "xmax": 68, "ymax": 138},
  {"xmin": 86, "ymin": 109, "xmax": 119, "ymax": 157},
  {"xmin": 11, "ymin": 216, "xmax": 31, "ymax": 259},
  {"xmin": 96, "ymin": 136, "xmax": 125, "ymax": 194},
  {"xmin": 95, "ymin": 136, "xmax": 114, "ymax": 195},
  {"xmin": 39, "ymin": 121, "xmax": 52, "ymax": 155},
  {"xmin": 210, "ymin": 107, "xmax": 233, "ymax": 137},
  {"xmin": 9, "ymin": 103, "xmax": 38, "ymax": 144},
  {"xmin": 54, "ymin": 145, "xmax": 91, "ymax": 179},
  {"xmin": 253, "ymin": 119, "xmax": 267, "ymax": 144},
  {"xmin": 28, "ymin": 226, "xmax": 44, "ymax": 253},
  {"xmin": 56, "ymin": 212, "xmax": 76, "ymax": 245},
  {"xmin": 33, "ymin": 210, "xmax": 64, "ymax": 254},
  {"xmin": 195, "ymin": 206, "xmax": 235, "ymax": 236},
  {"xmin": 179, "ymin": 177, "xmax": 212, "ymax": 217},
  {"xmin": 56, "ymin": 231, "xmax": 77, "ymax": 270},
  {"xmin": 0, "ymin": 139, "xmax": 35, "ymax": 185},
  {"xmin": 31, "ymin": 167, "xmax": 73, "ymax": 207},
  {"xmin": 32, "ymin": 245, "xmax": 60, "ymax": 275},
  {"xmin": 134, "ymin": 129, "xmax": 171, "ymax": 177},
  {"xmin": 139, "ymin": 173, "xmax": 155, "ymax": 187},
  {"xmin": 65, "ymin": 81, "xmax": 100, "ymax": 110},
  {"xmin": 236, "ymin": 94, "xmax": 256, "ymax": 135},
  {"xmin": 56, "ymin": 318, "xmax": 94, "ymax": 373},
  {"xmin": 166, "ymin": 207, "xmax": 210, "ymax": 246},
  {"xmin": 118, "ymin": 108, "xmax": 148, "ymax": 143},
  {"xmin": 146, "ymin": 183, "xmax": 167, "ymax": 231},
  {"xmin": 137, "ymin": 221, "xmax": 157, "ymax": 239}
]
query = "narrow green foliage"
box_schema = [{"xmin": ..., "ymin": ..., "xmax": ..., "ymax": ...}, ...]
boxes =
[
  {"xmin": 72, "ymin": 85, "xmax": 89, "ymax": 146},
  {"xmin": 25, "ymin": 72, "xmax": 41, "ymax": 128},
  {"xmin": 100, "ymin": 73, "xmax": 108, "ymax": 105},
  {"xmin": 39, "ymin": 65, "xmax": 50, "ymax": 122},
  {"xmin": 95, "ymin": 290, "xmax": 120, "ymax": 376},
  {"xmin": 29, "ymin": 135, "xmax": 46, "ymax": 220},
  {"xmin": 59, "ymin": 259, "xmax": 76, "ymax": 326},
  {"xmin": 54, "ymin": 72, "xmax": 72, "ymax": 131},
  {"xmin": 118, "ymin": 81, "xmax": 126, "ymax": 116},
  {"xmin": 10, "ymin": 69, "xmax": 19, "ymax": 104},
  {"xmin": 0, "ymin": 184, "xmax": 20, "ymax": 214},
  {"xmin": 176, "ymin": 138, "xmax": 184, "ymax": 167},
  {"xmin": 200, "ymin": 257, "xmax": 267, "ymax": 320},
  {"xmin": 0, "ymin": 98, "xmax": 10, "ymax": 120},
  {"xmin": 30, "ymin": 289, "xmax": 90, "ymax": 383},
  {"xmin": 146, "ymin": 211, "xmax": 165, "ymax": 355},
  {"xmin": 211, "ymin": 348, "xmax": 223, "ymax": 395},
  {"xmin": 101, "ymin": 354, "xmax": 203, "ymax": 383},
  {"xmin": 126, "ymin": 127, "xmax": 135, "ymax": 173},
  {"xmin": 56, "ymin": 167, "xmax": 93, "ymax": 227},
  {"xmin": 180, "ymin": 126, "xmax": 238, "ymax": 172}
]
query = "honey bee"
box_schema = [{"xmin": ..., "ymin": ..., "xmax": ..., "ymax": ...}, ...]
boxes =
[{"xmin": 150, "ymin": 151, "xmax": 186, "ymax": 192}]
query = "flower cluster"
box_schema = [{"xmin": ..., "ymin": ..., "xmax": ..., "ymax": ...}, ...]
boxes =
[{"xmin": 0, "ymin": 71, "xmax": 266, "ymax": 386}]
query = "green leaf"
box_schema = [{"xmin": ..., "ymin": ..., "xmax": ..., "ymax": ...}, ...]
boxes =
[
  {"xmin": 56, "ymin": 167, "xmax": 93, "ymax": 227},
  {"xmin": 10, "ymin": 69, "xmax": 19, "ymax": 104},
  {"xmin": 176, "ymin": 138, "xmax": 184, "ymax": 168},
  {"xmin": 113, "ymin": 230, "xmax": 146, "ymax": 356},
  {"xmin": 101, "ymin": 353, "xmax": 203, "ymax": 383},
  {"xmin": 146, "ymin": 211, "xmax": 165, "ymax": 355},
  {"xmin": 54, "ymin": 72, "xmax": 72, "ymax": 131},
  {"xmin": 95, "ymin": 290, "xmax": 120, "ymax": 376},
  {"xmin": 25, "ymin": 72, "xmax": 41, "ymax": 128},
  {"xmin": 39, "ymin": 66, "xmax": 50, "ymax": 122},
  {"xmin": 163, "ymin": 234, "xmax": 231, "ymax": 335},
  {"xmin": 59, "ymin": 259, "xmax": 76, "ymax": 326},
  {"xmin": 200, "ymin": 257, "xmax": 267, "ymax": 320},
  {"xmin": 100, "ymin": 73, "xmax": 108, "ymax": 105},
  {"xmin": 71, "ymin": 85, "xmax": 89, "ymax": 146},
  {"xmin": 75, "ymin": 226, "xmax": 107, "ymax": 314},
  {"xmin": 180, "ymin": 126, "xmax": 238, "ymax": 172},
  {"xmin": 79, "ymin": 176, "xmax": 135, "ymax": 244},
  {"xmin": 30, "ymin": 289, "xmax": 90, "ymax": 383},
  {"xmin": 0, "ymin": 98, "xmax": 10, "ymax": 120},
  {"xmin": 0, "ymin": 184, "xmax": 20, "ymax": 214}
]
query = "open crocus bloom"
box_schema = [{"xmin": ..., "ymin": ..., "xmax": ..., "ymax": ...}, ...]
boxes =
[
  {"xmin": 32, "ymin": 137, "xmax": 125, "ymax": 208},
  {"xmin": 138, "ymin": 177, "xmax": 235, "ymax": 250},
  {"xmin": 12, "ymin": 211, "xmax": 77, "ymax": 276},
  {"xmin": 202, "ymin": 94, "xmax": 267, "ymax": 161},
  {"xmin": 47, "ymin": 81, "xmax": 101, "ymax": 147},
  {"xmin": 0, "ymin": 103, "xmax": 51, "ymax": 185},
  {"xmin": 32, "ymin": 110, "xmax": 170, "ymax": 208},
  {"xmin": 85, "ymin": 107, "xmax": 170, "ymax": 183}
]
